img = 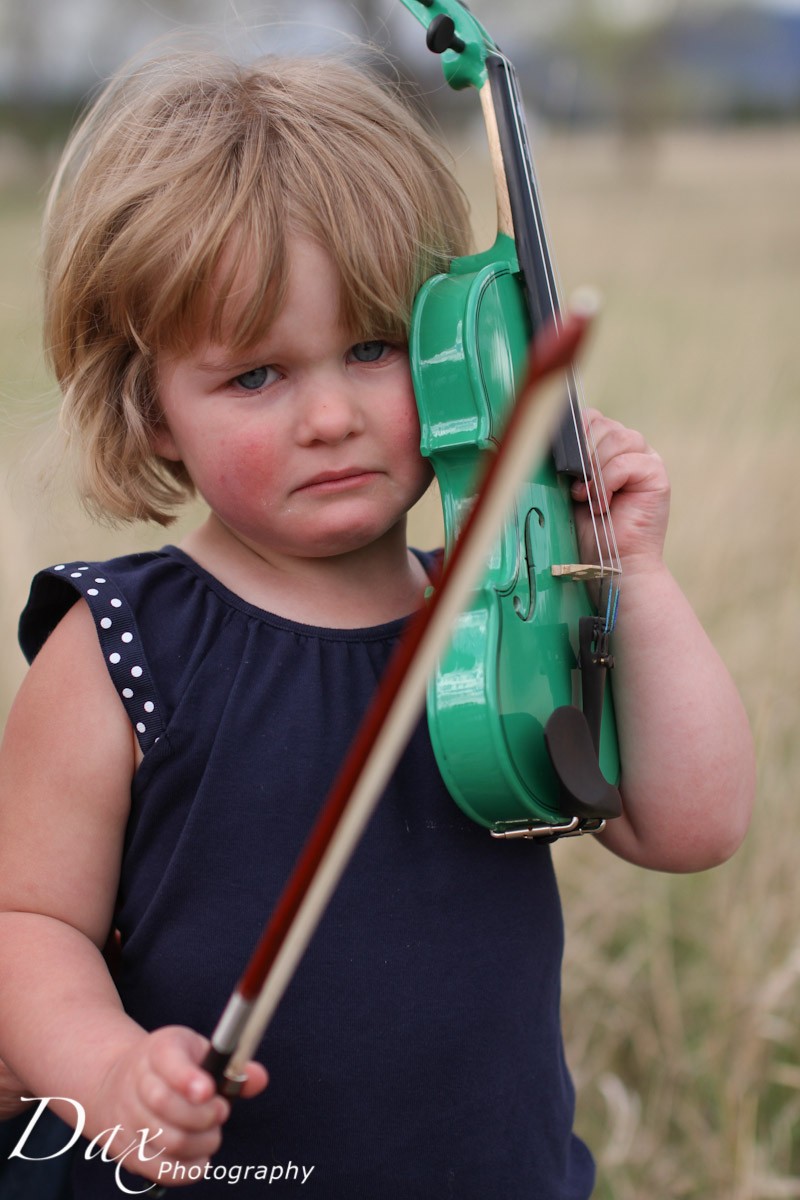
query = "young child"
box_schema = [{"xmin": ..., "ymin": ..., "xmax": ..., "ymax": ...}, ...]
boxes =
[{"xmin": 0, "ymin": 47, "xmax": 754, "ymax": 1198}]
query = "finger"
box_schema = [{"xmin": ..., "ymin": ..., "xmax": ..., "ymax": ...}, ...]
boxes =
[
  {"xmin": 147, "ymin": 1117, "xmax": 223, "ymax": 1163},
  {"xmin": 581, "ymin": 406, "xmax": 606, "ymax": 426},
  {"xmin": 238, "ymin": 1061, "xmax": 269, "ymax": 1099},
  {"xmin": 153, "ymin": 1033, "xmax": 267, "ymax": 1110},
  {"xmin": 573, "ymin": 446, "xmax": 666, "ymax": 507},
  {"xmin": 597, "ymin": 450, "xmax": 667, "ymax": 497},
  {"xmin": 140, "ymin": 1029, "xmax": 230, "ymax": 1129},
  {"xmin": 582, "ymin": 407, "xmax": 654, "ymax": 455},
  {"xmin": 591, "ymin": 422, "xmax": 651, "ymax": 466},
  {"xmin": 581, "ymin": 409, "xmax": 624, "ymax": 447},
  {"xmin": 151, "ymin": 1028, "xmax": 217, "ymax": 1101},
  {"xmin": 138, "ymin": 1066, "xmax": 229, "ymax": 1134},
  {"xmin": 571, "ymin": 477, "xmax": 610, "ymax": 515}
]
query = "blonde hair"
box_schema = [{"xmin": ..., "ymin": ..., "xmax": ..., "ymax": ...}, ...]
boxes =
[{"xmin": 43, "ymin": 48, "xmax": 471, "ymax": 524}]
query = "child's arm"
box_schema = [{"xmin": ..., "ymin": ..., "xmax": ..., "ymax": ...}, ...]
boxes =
[
  {"xmin": 572, "ymin": 411, "xmax": 755, "ymax": 872},
  {"xmin": 0, "ymin": 601, "xmax": 265, "ymax": 1185}
]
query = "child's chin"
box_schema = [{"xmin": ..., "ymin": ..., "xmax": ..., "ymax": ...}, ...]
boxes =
[{"xmin": 304, "ymin": 520, "xmax": 401, "ymax": 559}]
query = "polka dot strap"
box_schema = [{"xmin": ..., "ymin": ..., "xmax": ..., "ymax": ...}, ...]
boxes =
[{"xmin": 50, "ymin": 562, "xmax": 165, "ymax": 753}]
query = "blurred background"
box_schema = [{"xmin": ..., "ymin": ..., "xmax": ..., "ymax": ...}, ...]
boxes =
[{"xmin": 1, "ymin": 1, "xmax": 799, "ymax": 1195}]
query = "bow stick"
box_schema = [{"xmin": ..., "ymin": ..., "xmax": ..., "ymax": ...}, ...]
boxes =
[{"xmin": 194, "ymin": 293, "xmax": 600, "ymax": 1104}]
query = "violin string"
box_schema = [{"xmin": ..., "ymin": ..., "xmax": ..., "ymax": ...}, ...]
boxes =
[
  {"xmin": 498, "ymin": 56, "xmax": 621, "ymax": 592},
  {"xmin": 495, "ymin": 51, "xmax": 622, "ymax": 630},
  {"xmin": 573, "ymin": 360, "xmax": 622, "ymax": 630}
]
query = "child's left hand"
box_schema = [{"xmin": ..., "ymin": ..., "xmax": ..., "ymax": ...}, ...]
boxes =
[
  {"xmin": 570, "ymin": 409, "xmax": 670, "ymax": 573},
  {"xmin": 565, "ymin": 407, "xmax": 754, "ymax": 873}
]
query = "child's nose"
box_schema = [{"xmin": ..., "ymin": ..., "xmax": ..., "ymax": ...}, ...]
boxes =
[{"xmin": 295, "ymin": 377, "xmax": 366, "ymax": 445}]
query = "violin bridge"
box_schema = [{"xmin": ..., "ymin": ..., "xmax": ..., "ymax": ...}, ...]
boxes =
[{"xmin": 551, "ymin": 563, "xmax": 622, "ymax": 582}]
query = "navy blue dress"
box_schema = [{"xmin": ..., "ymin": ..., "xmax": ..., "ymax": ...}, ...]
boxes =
[{"xmin": 18, "ymin": 546, "xmax": 594, "ymax": 1198}]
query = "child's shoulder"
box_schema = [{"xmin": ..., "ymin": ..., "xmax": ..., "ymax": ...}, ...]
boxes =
[
  {"xmin": 19, "ymin": 547, "xmax": 207, "ymax": 758},
  {"xmin": 19, "ymin": 549, "xmax": 172, "ymax": 662}
]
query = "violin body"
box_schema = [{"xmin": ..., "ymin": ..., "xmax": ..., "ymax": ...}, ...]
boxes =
[
  {"xmin": 402, "ymin": 0, "xmax": 622, "ymax": 833},
  {"xmin": 411, "ymin": 235, "xmax": 620, "ymax": 828}
]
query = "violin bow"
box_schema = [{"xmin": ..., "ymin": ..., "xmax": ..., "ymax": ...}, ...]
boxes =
[{"xmin": 198, "ymin": 296, "xmax": 600, "ymax": 1099}]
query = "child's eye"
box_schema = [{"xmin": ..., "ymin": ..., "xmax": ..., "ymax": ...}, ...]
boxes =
[
  {"xmin": 349, "ymin": 341, "xmax": 389, "ymax": 363},
  {"xmin": 233, "ymin": 365, "xmax": 277, "ymax": 391}
]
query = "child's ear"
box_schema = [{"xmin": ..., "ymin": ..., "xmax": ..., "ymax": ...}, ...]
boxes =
[{"xmin": 148, "ymin": 420, "xmax": 182, "ymax": 462}]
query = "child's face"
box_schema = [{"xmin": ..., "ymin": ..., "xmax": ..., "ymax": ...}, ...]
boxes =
[{"xmin": 153, "ymin": 235, "xmax": 432, "ymax": 563}]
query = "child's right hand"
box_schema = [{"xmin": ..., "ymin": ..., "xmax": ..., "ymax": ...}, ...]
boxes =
[
  {"xmin": 0, "ymin": 1056, "xmax": 33, "ymax": 1119},
  {"xmin": 88, "ymin": 1026, "xmax": 268, "ymax": 1186}
]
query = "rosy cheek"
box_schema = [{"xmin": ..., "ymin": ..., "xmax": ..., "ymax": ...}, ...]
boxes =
[
  {"xmin": 203, "ymin": 435, "xmax": 281, "ymax": 507},
  {"xmin": 389, "ymin": 383, "xmax": 422, "ymax": 441},
  {"xmin": 396, "ymin": 407, "xmax": 427, "ymax": 465}
]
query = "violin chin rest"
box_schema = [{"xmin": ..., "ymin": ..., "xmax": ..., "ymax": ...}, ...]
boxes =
[{"xmin": 543, "ymin": 706, "xmax": 622, "ymax": 821}]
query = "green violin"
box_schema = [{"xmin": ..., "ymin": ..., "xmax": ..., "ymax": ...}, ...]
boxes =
[{"xmin": 400, "ymin": 0, "xmax": 623, "ymax": 838}]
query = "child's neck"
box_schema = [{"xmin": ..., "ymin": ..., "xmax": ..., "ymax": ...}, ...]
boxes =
[{"xmin": 177, "ymin": 514, "xmax": 431, "ymax": 629}]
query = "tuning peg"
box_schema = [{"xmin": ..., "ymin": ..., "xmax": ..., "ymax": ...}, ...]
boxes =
[{"xmin": 426, "ymin": 15, "xmax": 466, "ymax": 55}]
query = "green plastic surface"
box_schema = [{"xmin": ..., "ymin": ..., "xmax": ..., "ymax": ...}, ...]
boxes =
[{"xmin": 410, "ymin": 235, "xmax": 620, "ymax": 829}]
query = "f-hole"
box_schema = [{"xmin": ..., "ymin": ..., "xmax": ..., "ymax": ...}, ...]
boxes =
[{"xmin": 513, "ymin": 506, "xmax": 545, "ymax": 622}]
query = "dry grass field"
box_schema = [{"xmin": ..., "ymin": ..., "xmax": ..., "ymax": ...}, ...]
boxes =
[{"xmin": 1, "ymin": 125, "xmax": 799, "ymax": 1196}]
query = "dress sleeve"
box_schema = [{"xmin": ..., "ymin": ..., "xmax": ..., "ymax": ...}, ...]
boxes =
[{"xmin": 19, "ymin": 561, "xmax": 165, "ymax": 754}]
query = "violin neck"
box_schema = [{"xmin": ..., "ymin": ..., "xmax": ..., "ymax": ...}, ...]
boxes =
[
  {"xmin": 483, "ymin": 53, "xmax": 561, "ymax": 330},
  {"xmin": 480, "ymin": 53, "xmax": 587, "ymax": 478}
]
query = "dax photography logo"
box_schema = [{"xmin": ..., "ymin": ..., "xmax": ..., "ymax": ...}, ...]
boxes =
[{"xmin": 8, "ymin": 1098, "xmax": 316, "ymax": 1193}]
